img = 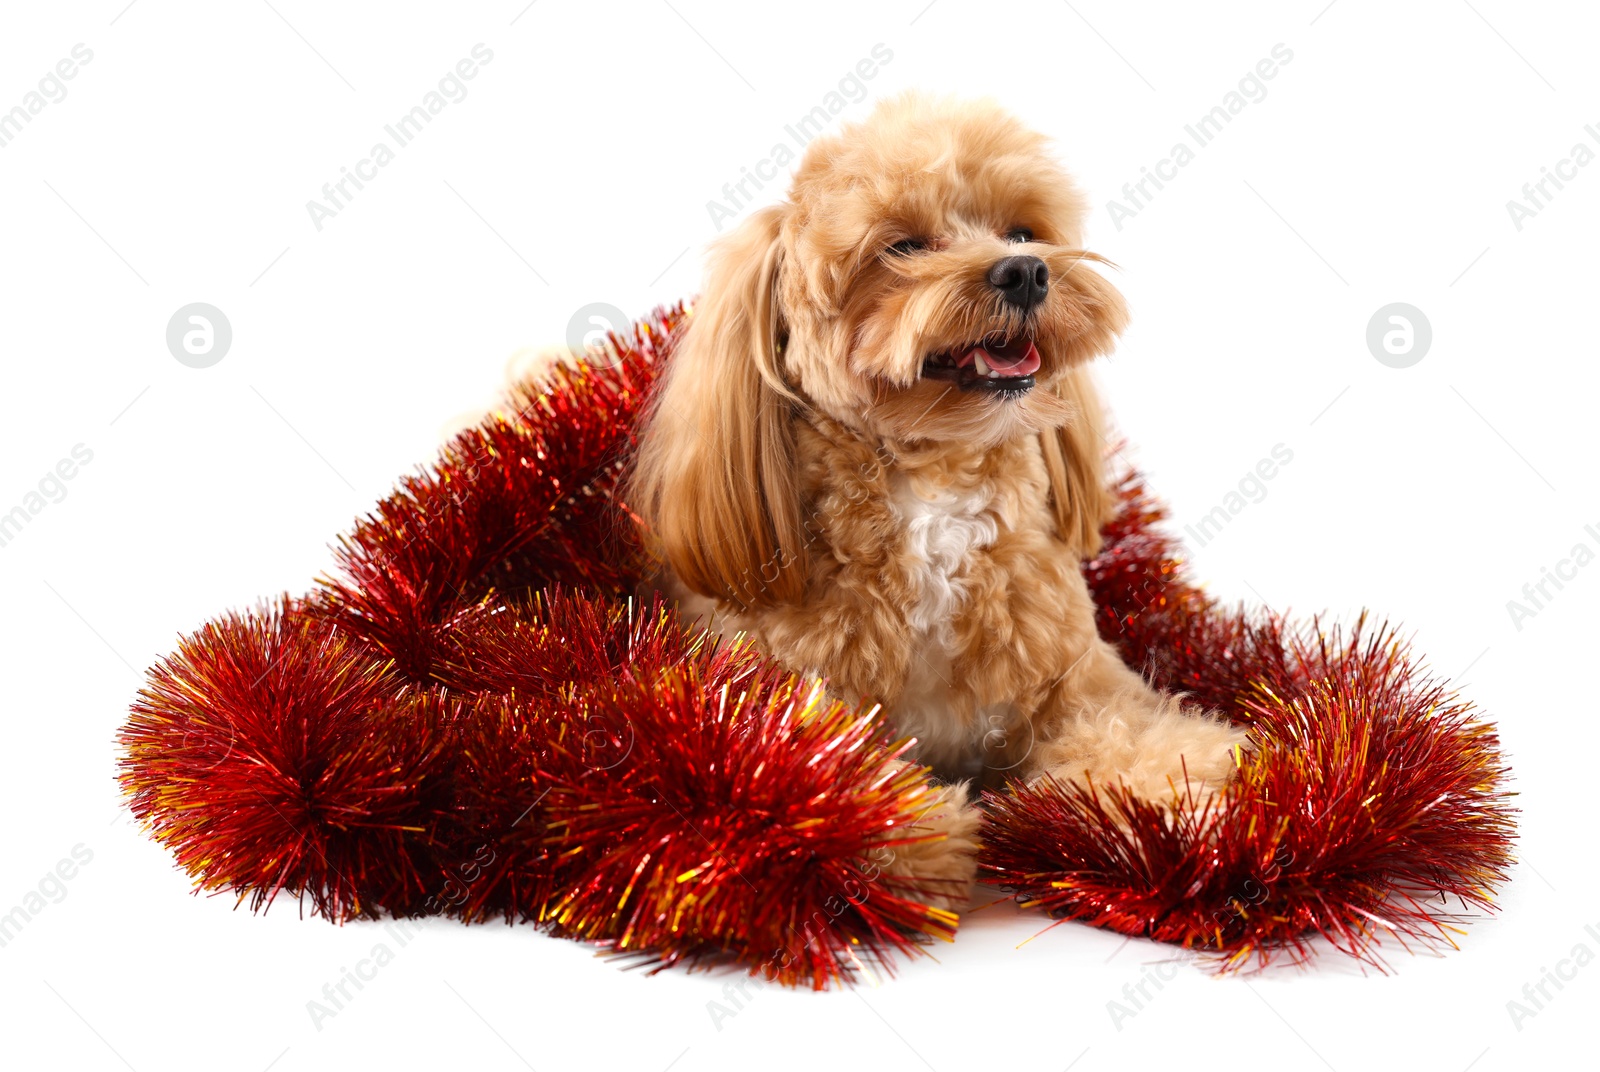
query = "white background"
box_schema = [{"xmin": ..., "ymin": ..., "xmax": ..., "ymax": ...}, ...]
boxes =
[{"xmin": 1, "ymin": 1, "xmax": 1594, "ymax": 1070}]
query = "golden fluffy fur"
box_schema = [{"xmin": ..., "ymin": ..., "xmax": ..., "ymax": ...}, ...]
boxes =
[{"xmin": 628, "ymin": 93, "xmax": 1247, "ymax": 909}]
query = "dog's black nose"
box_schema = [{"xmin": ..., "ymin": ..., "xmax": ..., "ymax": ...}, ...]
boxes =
[{"xmin": 987, "ymin": 255, "xmax": 1049, "ymax": 310}]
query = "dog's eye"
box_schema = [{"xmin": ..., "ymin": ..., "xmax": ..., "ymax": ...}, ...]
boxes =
[
  {"xmin": 1005, "ymin": 228, "xmax": 1034, "ymax": 243},
  {"xmin": 886, "ymin": 237, "xmax": 928, "ymax": 257}
]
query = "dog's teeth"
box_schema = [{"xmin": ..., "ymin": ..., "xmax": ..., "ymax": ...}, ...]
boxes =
[
  {"xmin": 972, "ymin": 352, "xmax": 990, "ymax": 376},
  {"xmin": 988, "ymin": 370, "xmax": 999, "ymax": 379}
]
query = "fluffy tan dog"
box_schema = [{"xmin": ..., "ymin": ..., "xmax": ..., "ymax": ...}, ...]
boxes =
[{"xmin": 629, "ymin": 92, "xmax": 1248, "ymax": 907}]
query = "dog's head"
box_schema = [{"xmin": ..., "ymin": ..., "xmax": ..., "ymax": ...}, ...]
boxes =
[{"xmin": 632, "ymin": 93, "xmax": 1127, "ymax": 607}]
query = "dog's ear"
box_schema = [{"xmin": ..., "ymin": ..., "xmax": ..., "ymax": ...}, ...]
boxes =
[
  {"xmin": 628, "ymin": 203, "xmax": 806, "ymax": 608},
  {"xmin": 1039, "ymin": 258, "xmax": 1128, "ymax": 557},
  {"xmin": 1039, "ymin": 366, "xmax": 1114, "ymax": 558}
]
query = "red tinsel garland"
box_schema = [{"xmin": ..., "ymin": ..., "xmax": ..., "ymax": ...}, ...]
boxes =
[
  {"xmin": 984, "ymin": 478, "xmax": 1514, "ymax": 968},
  {"xmin": 117, "ymin": 304, "xmax": 1515, "ymax": 986}
]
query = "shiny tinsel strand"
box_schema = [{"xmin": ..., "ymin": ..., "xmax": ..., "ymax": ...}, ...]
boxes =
[{"xmin": 979, "ymin": 472, "xmax": 1517, "ymax": 969}]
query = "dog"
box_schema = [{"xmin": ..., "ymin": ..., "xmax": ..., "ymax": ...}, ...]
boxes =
[{"xmin": 627, "ymin": 92, "xmax": 1249, "ymax": 907}]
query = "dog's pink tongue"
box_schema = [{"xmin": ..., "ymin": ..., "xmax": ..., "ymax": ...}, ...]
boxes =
[{"xmin": 958, "ymin": 340, "xmax": 1041, "ymax": 377}]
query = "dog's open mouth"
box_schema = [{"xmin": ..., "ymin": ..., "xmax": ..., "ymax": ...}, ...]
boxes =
[{"xmin": 920, "ymin": 335, "xmax": 1040, "ymax": 393}]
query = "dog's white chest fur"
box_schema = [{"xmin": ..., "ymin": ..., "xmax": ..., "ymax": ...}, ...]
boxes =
[
  {"xmin": 886, "ymin": 471, "xmax": 1009, "ymax": 775},
  {"xmin": 889, "ymin": 472, "xmax": 998, "ymax": 631}
]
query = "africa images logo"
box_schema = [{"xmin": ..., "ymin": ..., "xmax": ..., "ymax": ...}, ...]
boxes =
[{"xmin": 305, "ymin": 44, "xmax": 495, "ymax": 231}]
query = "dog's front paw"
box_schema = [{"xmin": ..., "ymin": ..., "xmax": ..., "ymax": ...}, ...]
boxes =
[
  {"xmin": 868, "ymin": 780, "xmax": 981, "ymax": 913},
  {"xmin": 1037, "ymin": 698, "xmax": 1250, "ymax": 811}
]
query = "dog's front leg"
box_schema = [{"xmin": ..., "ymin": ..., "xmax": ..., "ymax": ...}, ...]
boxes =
[
  {"xmin": 867, "ymin": 769, "xmax": 982, "ymax": 913},
  {"xmin": 1024, "ymin": 640, "xmax": 1250, "ymax": 806}
]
